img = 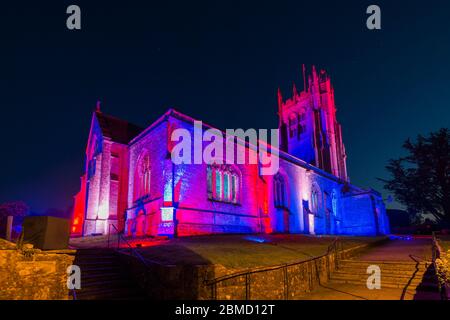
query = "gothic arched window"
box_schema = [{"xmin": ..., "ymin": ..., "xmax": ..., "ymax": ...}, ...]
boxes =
[
  {"xmin": 207, "ymin": 165, "xmax": 213, "ymax": 199},
  {"xmin": 331, "ymin": 190, "xmax": 338, "ymax": 217},
  {"xmin": 274, "ymin": 174, "xmax": 286, "ymax": 208},
  {"xmin": 311, "ymin": 186, "xmax": 320, "ymax": 214},
  {"xmin": 141, "ymin": 154, "xmax": 151, "ymax": 197},
  {"xmin": 134, "ymin": 153, "xmax": 151, "ymax": 201},
  {"xmin": 231, "ymin": 174, "xmax": 238, "ymax": 203},
  {"xmin": 223, "ymin": 172, "xmax": 231, "ymax": 201},
  {"xmin": 215, "ymin": 170, "xmax": 222, "ymax": 200},
  {"xmin": 288, "ymin": 113, "xmax": 298, "ymax": 138},
  {"xmin": 297, "ymin": 112, "xmax": 305, "ymax": 138},
  {"xmin": 207, "ymin": 165, "xmax": 240, "ymax": 204}
]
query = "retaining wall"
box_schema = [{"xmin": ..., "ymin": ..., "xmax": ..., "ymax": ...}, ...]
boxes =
[{"xmin": 0, "ymin": 239, "xmax": 75, "ymax": 300}]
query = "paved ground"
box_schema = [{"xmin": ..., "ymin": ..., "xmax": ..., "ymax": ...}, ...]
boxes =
[
  {"xmin": 357, "ymin": 238, "xmax": 432, "ymax": 261},
  {"xmin": 299, "ymin": 282, "xmax": 418, "ymax": 300},
  {"xmin": 299, "ymin": 238, "xmax": 437, "ymax": 300}
]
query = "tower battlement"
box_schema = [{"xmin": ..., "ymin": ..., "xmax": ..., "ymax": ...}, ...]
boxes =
[{"xmin": 278, "ymin": 66, "xmax": 348, "ymax": 181}]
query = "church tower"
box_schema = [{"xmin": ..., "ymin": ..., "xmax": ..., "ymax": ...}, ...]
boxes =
[{"xmin": 278, "ymin": 66, "xmax": 348, "ymax": 181}]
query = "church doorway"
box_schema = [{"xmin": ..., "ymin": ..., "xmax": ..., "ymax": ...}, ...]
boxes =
[
  {"xmin": 135, "ymin": 210, "xmax": 146, "ymax": 237},
  {"xmin": 302, "ymin": 200, "xmax": 315, "ymax": 235},
  {"xmin": 370, "ymin": 195, "xmax": 381, "ymax": 235},
  {"xmin": 325, "ymin": 209, "xmax": 331, "ymax": 234},
  {"xmin": 283, "ymin": 209, "xmax": 290, "ymax": 233}
]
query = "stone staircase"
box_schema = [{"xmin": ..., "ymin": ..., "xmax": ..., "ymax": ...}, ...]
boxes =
[
  {"xmin": 329, "ymin": 259, "xmax": 441, "ymax": 299},
  {"xmin": 72, "ymin": 248, "xmax": 147, "ymax": 300}
]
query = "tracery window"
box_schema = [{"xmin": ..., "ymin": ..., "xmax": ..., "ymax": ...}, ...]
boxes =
[
  {"xmin": 331, "ymin": 190, "xmax": 338, "ymax": 217},
  {"xmin": 289, "ymin": 113, "xmax": 297, "ymax": 138},
  {"xmin": 289, "ymin": 112, "xmax": 306, "ymax": 139},
  {"xmin": 297, "ymin": 113, "xmax": 306, "ymax": 138},
  {"xmin": 311, "ymin": 186, "xmax": 320, "ymax": 214},
  {"xmin": 207, "ymin": 165, "xmax": 240, "ymax": 204},
  {"xmin": 274, "ymin": 174, "xmax": 286, "ymax": 208},
  {"xmin": 134, "ymin": 153, "xmax": 151, "ymax": 200}
]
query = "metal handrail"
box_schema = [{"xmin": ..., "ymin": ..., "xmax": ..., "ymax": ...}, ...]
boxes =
[
  {"xmin": 107, "ymin": 224, "xmax": 162, "ymax": 267},
  {"xmin": 71, "ymin": 288, "xmax": 77, "ymax": 300},
  {"xmin": 205, "ymin": 237, "xmax": 342, "ymax": 286}
]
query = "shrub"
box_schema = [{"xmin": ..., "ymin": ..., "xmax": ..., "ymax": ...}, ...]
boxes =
[{"xmin": 436, "ymin": 250, "xmax": 450, "ymax": 286}]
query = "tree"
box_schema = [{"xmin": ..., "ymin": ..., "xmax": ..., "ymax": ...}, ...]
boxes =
[
  {"xmin": 0, "ymin": 201, "xmax": 29, "ymax": 240},
  {"xmin": 0, "ymin": 201, "xmax": 29, "ymax": 218},
  {"xmin": 380, "ymin": 128, "xmax": 450, "ymax": 227}
]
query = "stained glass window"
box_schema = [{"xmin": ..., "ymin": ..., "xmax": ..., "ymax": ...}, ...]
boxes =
[
  {"xmin": 224, "ymin": 173, "xmax": 230, "ymax": 201},
  {"xmin": 208, "ymin": 165, "xmax": 240, "ymax": 204},
  {"xmin": 274, "ymin": 174, "xmax": 286, "ymax": 208},
  {"xmin": 215, "ymin": 170, "xmax": 222, "ymax": 200}
]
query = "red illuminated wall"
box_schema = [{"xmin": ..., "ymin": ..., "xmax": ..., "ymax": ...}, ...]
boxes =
[{"xmin": 71, "ymin": 175, "xmax": 86, "ymax": 236}]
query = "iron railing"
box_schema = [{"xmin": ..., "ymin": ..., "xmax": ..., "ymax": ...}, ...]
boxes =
[
  {"xmin": 70, "ymin": 288, "xmax": 77, "ymax": 300},
  {"xmin": 204, "ymin": 237, "xmax": 343, "ymax": 300},
  {"xmin": 107, "ymin": 224, "xmax": 162, "ymax": 267}
]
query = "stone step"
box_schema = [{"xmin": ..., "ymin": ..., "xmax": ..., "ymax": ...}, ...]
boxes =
[
  {"xmin": 74, "ymin": 255, "xmax": 118, "ymax": 262},
  {"xmin": 333, "ymin": 269, "xmax": 430, "ymax": 278},
  {"xmin": 77, "ymin": 265, "xmax": 123, "ymax": 274},
  {"xmin": 72, "ymin": 249, "xmax": 147, "ymax": 300},
  {"xmin": 81, "ymin": 270, "xmax": 123, "ymax": 279},
  {"xmin": 75, "ymin": 277, "xmax": 142, "ymax": 291},
  {"xmin": 74, "ymin": 258, "xmax": 118, "ymax": 267},
  {"xmin": 334, "ymin": 268, "xmax": 428, "ymax": 277},
  {"xmin": 329, "ymin": 274, "xmax": 440, "ymax": 288},
  {"xmin": 331, "ymin": 277, "xmax": 423, "ymax": 287},
  {"xmin": 81, "ymin": 273, "xmax": 124, "ymax": 285},
  {"xmin": 334, "ymin": 268, "xmax": 434, "ymax": 279},
  {"xmin": 331, "ymin": 272, "xmax": 424, "ymax": 284},
  {"xmin": 337, "ymin": 264, "xmax": 429, "ymax": 273},
  {"xmin": 336, "ymin": 266, "xmax": 429, "ymax": 275},
  {"xmin": 75, "ymin": 285, "xmax": 145, "ymax": 300},
  {"xmin": 329, "ymin": 278, "xmax": 421, "ymax": 289},
  {"xmin": 79, "ymin": 277, "xmax": 137, "ymax": 289},
  {"xmin": 75, "ymin": 249, "xmax": 116, "ymax": 255},
  {"xmin": 341, "ymin": 259, "xmax": 429, "ymax": 264},
  {"xmin": 338, "ymin": 260, "xmax": 430, "ymax": 267},
  {"xmin": 339, "ymin": 259, "xmax": 430, "ymax": 268}
]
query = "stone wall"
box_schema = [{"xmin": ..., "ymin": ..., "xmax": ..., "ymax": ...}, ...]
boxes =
[{"xmin": 0, "ymin": 239, "xmax": 75, "ymax": 300}]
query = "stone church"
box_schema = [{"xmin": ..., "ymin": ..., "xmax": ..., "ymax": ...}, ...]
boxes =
[{"xmin": 71, "ymin": 66, "xmax": 390, "ymax": 238}]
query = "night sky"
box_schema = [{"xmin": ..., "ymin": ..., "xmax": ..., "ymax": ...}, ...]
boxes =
[{"xmin": 2, "ymin": 0, "xmax": 450, "ymax": 213}]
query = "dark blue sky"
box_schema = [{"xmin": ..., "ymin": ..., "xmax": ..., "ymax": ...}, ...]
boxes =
[{"xmin": 2, "ymin": 0, "xmax": 450, "ymax": 212}]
